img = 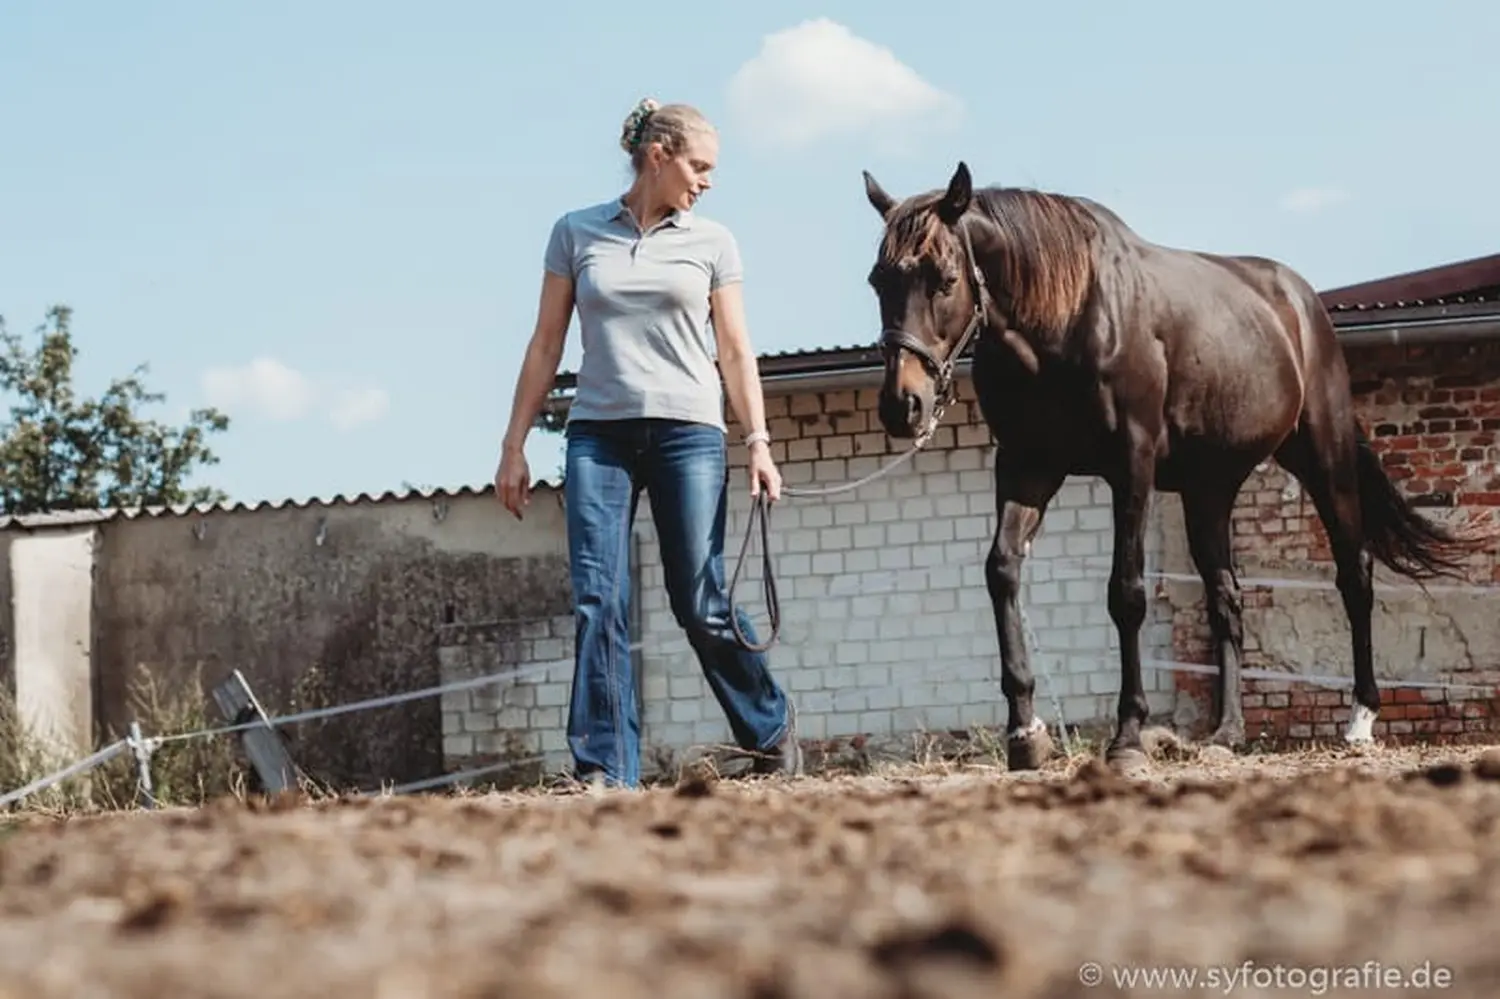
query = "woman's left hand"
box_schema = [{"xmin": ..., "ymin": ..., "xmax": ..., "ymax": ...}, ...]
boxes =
[{"xmin": 747, "ymin": 442, "xmax": 782, "ymax": 503}]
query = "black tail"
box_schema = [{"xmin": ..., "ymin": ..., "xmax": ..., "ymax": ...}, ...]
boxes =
[{"xmin": 1355, "ymin": 429, "xmax": 1492, "ymax": 580}]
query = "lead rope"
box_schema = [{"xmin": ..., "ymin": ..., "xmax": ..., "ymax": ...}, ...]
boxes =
[
  {"xmin": 727, "ymin": 491, "xmax": 780, "ymax": 652},
  {"xmin": 726, "ymin": 399, "xmax": 949, "ymax": 653}
]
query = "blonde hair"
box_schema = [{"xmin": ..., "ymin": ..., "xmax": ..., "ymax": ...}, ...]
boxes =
[{"xmin": 618, "ymin": 98, "xmax": 714, "ymax": 173}]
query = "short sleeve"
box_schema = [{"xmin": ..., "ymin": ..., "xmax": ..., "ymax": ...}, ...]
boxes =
[
  {"xmin": 711, "ymin": 226, "xmax": 744, "ymax": 290},
  {"xmin": 542, "ymin": 213, "xmax": 575, "ymax": 278}
]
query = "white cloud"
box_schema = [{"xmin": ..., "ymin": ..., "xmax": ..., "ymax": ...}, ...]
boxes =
[
  {"xmin": 726, "ymin": 19, "xmax": 962, "ymax": 151},
  {"xmin": 200, "ymin": 358, "xmax": 389, "ymax": 431},
  {"xmin": 328, "ymin": 385, "xmax": 390, "ymax": 431},
  {"xmin": 200, "ymin": 357, "xmax": 315, "ymax": 422},
  {"xmin": 1280, "ymin": 186, "xmax": 1350, "ymax": 213}
]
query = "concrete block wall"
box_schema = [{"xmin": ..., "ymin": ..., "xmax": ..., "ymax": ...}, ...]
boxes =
[
  {"xmin": 626, "ymin": 377, "xmax": 1178, "ymax": 766},
  {"xmin": 438, "ymin": 617, "xmax": 576, "ymax": 776}
]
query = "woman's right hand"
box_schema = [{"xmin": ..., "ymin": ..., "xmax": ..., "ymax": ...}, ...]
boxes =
[
  {"xmin": 495, "ymin": 446, "xmax": 531, "ymax": 520},
  {"xmin": 495, "ymin": 268, "xmax": 574, "ymax": 521}
]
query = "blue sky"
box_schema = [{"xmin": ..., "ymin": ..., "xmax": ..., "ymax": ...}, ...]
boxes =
[{"xmin": 2, "ymin": 1, "xmax": 1497, "ymax": 506}]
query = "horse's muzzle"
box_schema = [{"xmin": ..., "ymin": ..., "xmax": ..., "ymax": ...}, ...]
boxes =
[
  {"xmin": 878, "ymin": 384, "xmax": 931, "ymax": 439},
  {"xmin": 877, "ymin": 327, "xmax": 945, "ymax": 439}
]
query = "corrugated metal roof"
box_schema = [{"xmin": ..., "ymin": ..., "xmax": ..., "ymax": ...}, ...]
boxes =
[{"xmin": 0, "ymin": 480, "xmax": 564, "ymax": 531}]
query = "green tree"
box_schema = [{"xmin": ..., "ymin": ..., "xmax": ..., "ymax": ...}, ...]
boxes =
[{"xmin": 0, "ymin": 305, "xmax": 232, "ymax": 516}]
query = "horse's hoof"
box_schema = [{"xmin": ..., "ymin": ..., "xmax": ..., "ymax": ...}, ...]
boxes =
[
  {"xmin": 1208, "ymin": 720, "xmax": 1246, "ymax": 749},
  {"xmin": 1007, "ymin": 718, "xmax": 1056, "ymax": 771},
  {"xmin": 1344, "ymin": 703, "xmax": 1378, "ymax": 745},
  {"xmin": 1105, "ymin": 747, "xmax": 1151, "ymax": 778}
]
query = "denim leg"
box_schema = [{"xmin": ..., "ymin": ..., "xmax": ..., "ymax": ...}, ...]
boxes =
[
  {"xmin": 563, "ymin": 422, "xmax": 643, "ymax": 787},
  {"xmin": 641, "ymin": 420, "xmax": 790, "ymax": 752}
]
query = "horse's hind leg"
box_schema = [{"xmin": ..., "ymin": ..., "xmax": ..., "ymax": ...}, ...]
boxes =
[
  {"xmin": 985, "ymin": 455, "xmax": 1066, "ymax": 770},
  {"xmin": 1180, "ymin": 476, "xmax": 1253, "ymax": 748},
  {"xmin": 1274, "ymin": 427, "xmax": 1378, "ymax": 744}
]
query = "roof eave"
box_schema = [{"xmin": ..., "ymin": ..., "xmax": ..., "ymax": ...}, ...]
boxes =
[
  {"xmin": 1321, "ymin": 253, "xmax": 1500, "ymax": 309},
  {"xmin": 0, "ymin": 481, "xmax": 568, "ymax": 533}
]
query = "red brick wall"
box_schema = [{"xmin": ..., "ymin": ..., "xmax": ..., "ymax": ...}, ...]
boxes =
[{"xmin": 1171, "ymin": 339, "xmax": 1500, "ymax": 746}]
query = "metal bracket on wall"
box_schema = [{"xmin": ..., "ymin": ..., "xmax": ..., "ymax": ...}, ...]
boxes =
[{"xmin": 211, "ymin": 670, "xmax": 300, "ymax": 795}]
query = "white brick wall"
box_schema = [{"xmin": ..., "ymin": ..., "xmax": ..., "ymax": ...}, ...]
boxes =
[
  {"xmin": 628, "ymin": 381, "xmax": 1178, "ymax": 762},
  {"xmin": 439, "ymin": 616, "xmax": 577, "ymax": 773}
]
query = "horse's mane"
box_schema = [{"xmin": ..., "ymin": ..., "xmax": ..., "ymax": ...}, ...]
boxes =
[
  {"xmin": 882, "ymin": 185, "xmax": 1099, "ymax": 338},
  {"xmin": 972, "ymin": 187, "xmax": 1099, "ymax": 336}
]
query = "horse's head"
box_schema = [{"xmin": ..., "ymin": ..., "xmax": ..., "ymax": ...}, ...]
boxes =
[{"xmin": 863, "ymin": 161, "xmax": 987, "ymax": 440}]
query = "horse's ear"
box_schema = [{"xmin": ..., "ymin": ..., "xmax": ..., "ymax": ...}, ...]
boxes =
[
  {"xmin": 863, "ymin": 170, "xmax": 896, "ymax": 219},
  {"xmin": 935, "ymin": 161, "xmax": 972, "ymax": 225}
]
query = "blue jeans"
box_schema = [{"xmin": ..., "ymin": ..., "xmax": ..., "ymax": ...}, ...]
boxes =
[{"xmin": 563, "ymin": 417, "xmax": 790, "ymax": 787}]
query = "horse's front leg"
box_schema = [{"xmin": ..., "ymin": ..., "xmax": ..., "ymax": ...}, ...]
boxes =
[
  {"xmin": 1104, "ymin": 431, "xmax": 1157, "ymax": 777},
  {"xmin": 985, "ymin": 454, "xmax": 1066, "ymax": 770}
]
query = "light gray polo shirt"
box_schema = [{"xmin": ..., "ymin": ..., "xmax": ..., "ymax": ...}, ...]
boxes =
[{"xmin": 544, "ymin": 197, "xmax": 743, "ymax": 432}]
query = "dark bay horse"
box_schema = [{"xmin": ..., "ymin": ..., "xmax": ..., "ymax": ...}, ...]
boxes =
[{"xmin": 861, "ymin": 161, "xmax": 1491, "ymax": 775}]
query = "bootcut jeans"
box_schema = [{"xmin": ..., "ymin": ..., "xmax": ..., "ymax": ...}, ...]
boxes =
[{"xmin": 562, "ymin": 417, "xmax": 790, "ymax": 787}]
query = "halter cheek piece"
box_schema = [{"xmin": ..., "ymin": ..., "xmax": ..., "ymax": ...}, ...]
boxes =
[{"xmin": 878, "ymin": 219, "xmax": 993, "ymax": 435}]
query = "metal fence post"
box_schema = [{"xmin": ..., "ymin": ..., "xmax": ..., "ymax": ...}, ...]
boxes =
[{"xmin": 127, "ymin": 721, "xmax": 156, "ymax": 809}]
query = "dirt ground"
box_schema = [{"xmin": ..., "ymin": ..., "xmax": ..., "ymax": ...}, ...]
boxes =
[{"xmin": 5, "ymin": 739, "xmax": 1500, "ymax": 998}]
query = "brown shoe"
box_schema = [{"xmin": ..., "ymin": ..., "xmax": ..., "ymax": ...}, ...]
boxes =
[{"xmin": 750, "ymin": 699, "xmax": 804, "ymax": 777}]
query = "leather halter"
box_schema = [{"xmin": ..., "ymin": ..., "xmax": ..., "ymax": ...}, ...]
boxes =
[{"xmin": 878, "ymin": 218, "xmax": 993, "ymax": 423}]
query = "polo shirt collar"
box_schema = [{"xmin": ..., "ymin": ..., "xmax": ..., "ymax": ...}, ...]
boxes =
[{"xmin": 609, "ymin": 196, "xmax": 694, "ymax": 231}]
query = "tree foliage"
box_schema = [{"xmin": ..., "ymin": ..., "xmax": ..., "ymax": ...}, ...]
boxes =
[{"xmin": 0, "ymin": 305, "xmax": 232, "ymax": 516}]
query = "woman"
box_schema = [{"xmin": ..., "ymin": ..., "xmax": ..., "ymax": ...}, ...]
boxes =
[{"xmin": 494, "ymin": 97, "xmax": 801, "ymax": 788}]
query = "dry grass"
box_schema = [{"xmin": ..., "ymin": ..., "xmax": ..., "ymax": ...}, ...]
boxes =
[
  {"xmin": 0, "ymin": 665, "xmax": 355, "ymax": 821},
  {"xmin": 0, "ymin": 667, "xmax": 246, "ymax": 818}
]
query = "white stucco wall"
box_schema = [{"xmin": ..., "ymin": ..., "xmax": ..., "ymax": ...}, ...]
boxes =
[{"xmin": 9, "ymin": 526, "xmax": 98, "ymax": 759}]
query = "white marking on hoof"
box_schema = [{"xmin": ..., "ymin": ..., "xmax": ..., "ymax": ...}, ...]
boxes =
[
  {"xmin": 1008, "ymin": 716, "xmax": 1047, "ymax": 741},
  {"xmin": 1344, "ymin": 703, "xmax": 1377, "ymax": 744}
]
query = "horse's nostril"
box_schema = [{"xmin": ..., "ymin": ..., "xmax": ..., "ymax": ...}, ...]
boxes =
[{"xmin": 905, "ymin": 393, "xmax": 923, "ymax": 425}]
